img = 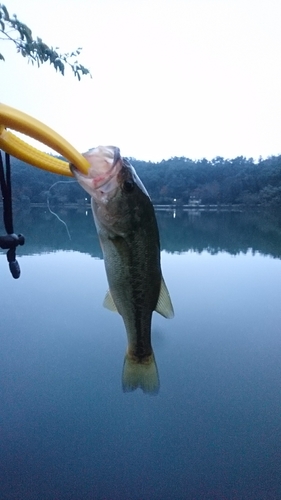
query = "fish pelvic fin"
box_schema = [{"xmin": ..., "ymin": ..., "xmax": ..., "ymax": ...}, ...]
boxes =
[
  {"xmin": 103, "ymin": 289, "xmax": 119, "ymax": 313},
  {"xmin": 122, "ymin": 351, "xmax": 159, "ymax": 395},
  {"xmin": 155, "ymin": 277, "xmax": 174, "ymax": 319}
]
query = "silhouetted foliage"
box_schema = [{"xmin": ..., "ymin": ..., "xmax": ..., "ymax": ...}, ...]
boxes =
[
  {"xmin": 0, "ymin": 3, "xmax": 91, "ymax": 79},
  {"xmin": 2, "ymin": 152, "xmax": 281, "ymax": 207},
  {"xmin": 130, "ymin": 155, "xmax": 281, "ymax": 206}
]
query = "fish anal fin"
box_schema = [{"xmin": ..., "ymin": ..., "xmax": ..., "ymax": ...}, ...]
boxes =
[
  {"xmin": 103, "ymin": 289, "xmax": 118, "ymax": 313},
  {"xmin": 122, "ymin": 352, "xmax": 159, "ymax": 395},
  {"xmin": 155, "ymin": 277, "xmax": 174, "ymax": 319}
]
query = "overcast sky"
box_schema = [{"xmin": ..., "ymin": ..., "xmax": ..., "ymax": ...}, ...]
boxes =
[{"xmin": 1, "ymin": 0, "xmax": 281, "ymax": 161}]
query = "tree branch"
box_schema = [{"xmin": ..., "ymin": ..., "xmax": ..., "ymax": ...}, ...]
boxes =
[{"xmin": 0, "ymin": 3, "xmax": 91, "ymax": 79}]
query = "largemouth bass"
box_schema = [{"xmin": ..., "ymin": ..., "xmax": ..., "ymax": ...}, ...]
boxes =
[{"xmin": 71, "ymin": 146, "xmax": 174, "ymax": 394}]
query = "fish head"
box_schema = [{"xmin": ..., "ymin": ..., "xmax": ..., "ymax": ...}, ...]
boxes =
[
  {"xmin": 71, "ymin": 145, "xmax": 149, "ymax": 216},
  {"xmin": 70, "ymin": 145, "xmax": 122, "ymax": 203},
  {"xmin": 71, "ymin": 145, "xmax": 151, "ymax": 237}
]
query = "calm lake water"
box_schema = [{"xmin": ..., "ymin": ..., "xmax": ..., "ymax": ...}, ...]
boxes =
[{"xmin": 1, "ymin": 208, "xmax": 281, "ymax": 500}]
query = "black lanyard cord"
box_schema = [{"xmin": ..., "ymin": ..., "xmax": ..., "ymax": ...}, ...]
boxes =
[
  {"xmin": 0, "ymin": 151, "xmax": 25, "ymax": 278},
  {"xmin": 0, "ymin": 152, "xmax": 14, "ymax": 234}
]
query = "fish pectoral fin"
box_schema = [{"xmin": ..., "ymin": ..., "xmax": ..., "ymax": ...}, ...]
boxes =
[
  {"xmin": 103, "ymin": 289, "xmax": 119, "ymax": 313},
  {"xmin": 155, "ymin": 277, "xmax": 174, "ymax": 319}
]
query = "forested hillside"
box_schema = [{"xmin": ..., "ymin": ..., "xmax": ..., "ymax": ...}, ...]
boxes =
[{"xmin": 3, "ymin": 153, "xmax": 281, "ymax": 206}]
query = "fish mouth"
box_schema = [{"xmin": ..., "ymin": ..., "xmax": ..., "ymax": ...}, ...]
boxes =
[
  {"xmin": 70, "ymin": 146, "xmax": 121, "ymax": 189},
  {"xmin": 70, "ymin": 162, "xmax": 82, "ymax": 176}
]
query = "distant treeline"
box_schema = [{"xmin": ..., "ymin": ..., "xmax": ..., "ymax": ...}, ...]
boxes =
[{"xmin": 4, "ymin": 153, "xmax": 281, "ymax": 206}]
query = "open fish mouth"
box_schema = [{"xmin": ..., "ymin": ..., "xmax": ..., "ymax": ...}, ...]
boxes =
[{"xmin": 70, "ymin": 146, "xmax": 122, "ymax": 190}]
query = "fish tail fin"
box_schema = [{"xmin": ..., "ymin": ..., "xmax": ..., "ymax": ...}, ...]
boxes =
[{"xmin": 122, "ymin": 351, "xmax": 160, "ymax": 395}]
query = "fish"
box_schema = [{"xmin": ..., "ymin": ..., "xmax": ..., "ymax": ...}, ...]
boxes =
[{"xmin": 70, "ymin": 146, "xmax": 174, "ymax": 394}]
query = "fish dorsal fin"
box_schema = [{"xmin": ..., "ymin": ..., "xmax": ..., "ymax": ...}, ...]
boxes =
[
  {"xmin": 103, "ymin": 290, "xmax": 119, "ymax": 313},
  {"xmin": 155, "ymin": 277, "xmax": 174, "ymax": 319}
]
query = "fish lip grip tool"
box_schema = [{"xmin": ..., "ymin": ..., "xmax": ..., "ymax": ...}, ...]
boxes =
[{"xmin": 0, "ymin": 103, "xmax": 90, "ymax": 177}]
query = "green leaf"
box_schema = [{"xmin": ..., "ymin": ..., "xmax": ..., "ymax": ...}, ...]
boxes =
[
  {"xmin": 1, "ymin": 4, "xmax": 10, "ymax": 21},
  {"xmin": 0, "ymin": 4, "xmax": 91, "ymax": 79}
]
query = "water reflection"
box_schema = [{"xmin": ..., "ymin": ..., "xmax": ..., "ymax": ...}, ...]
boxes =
[
  {"xmin": 1, "ymin": 207, "xmax": 281, "ymax": 259},
  {"xmin": 1, "ymin": 207, "xmax": 281, "ymax": 396},
  {"xmin": 1, "ymin": 208, "xmax": 281, "ymax": 498},
  {"xmin": 157, "ymin": 208, "xmax": 281, "ymax": 257}
]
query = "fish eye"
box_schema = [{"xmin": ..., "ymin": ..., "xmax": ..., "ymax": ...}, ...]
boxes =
[{"xmin": 122, "ymin": 180, "xmax": 135, "ymax": 193}]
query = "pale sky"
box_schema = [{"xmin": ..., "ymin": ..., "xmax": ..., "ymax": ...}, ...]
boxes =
[{"xmin": 1, "ymin": 0, "xmax": 281, "ymax": 161}]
